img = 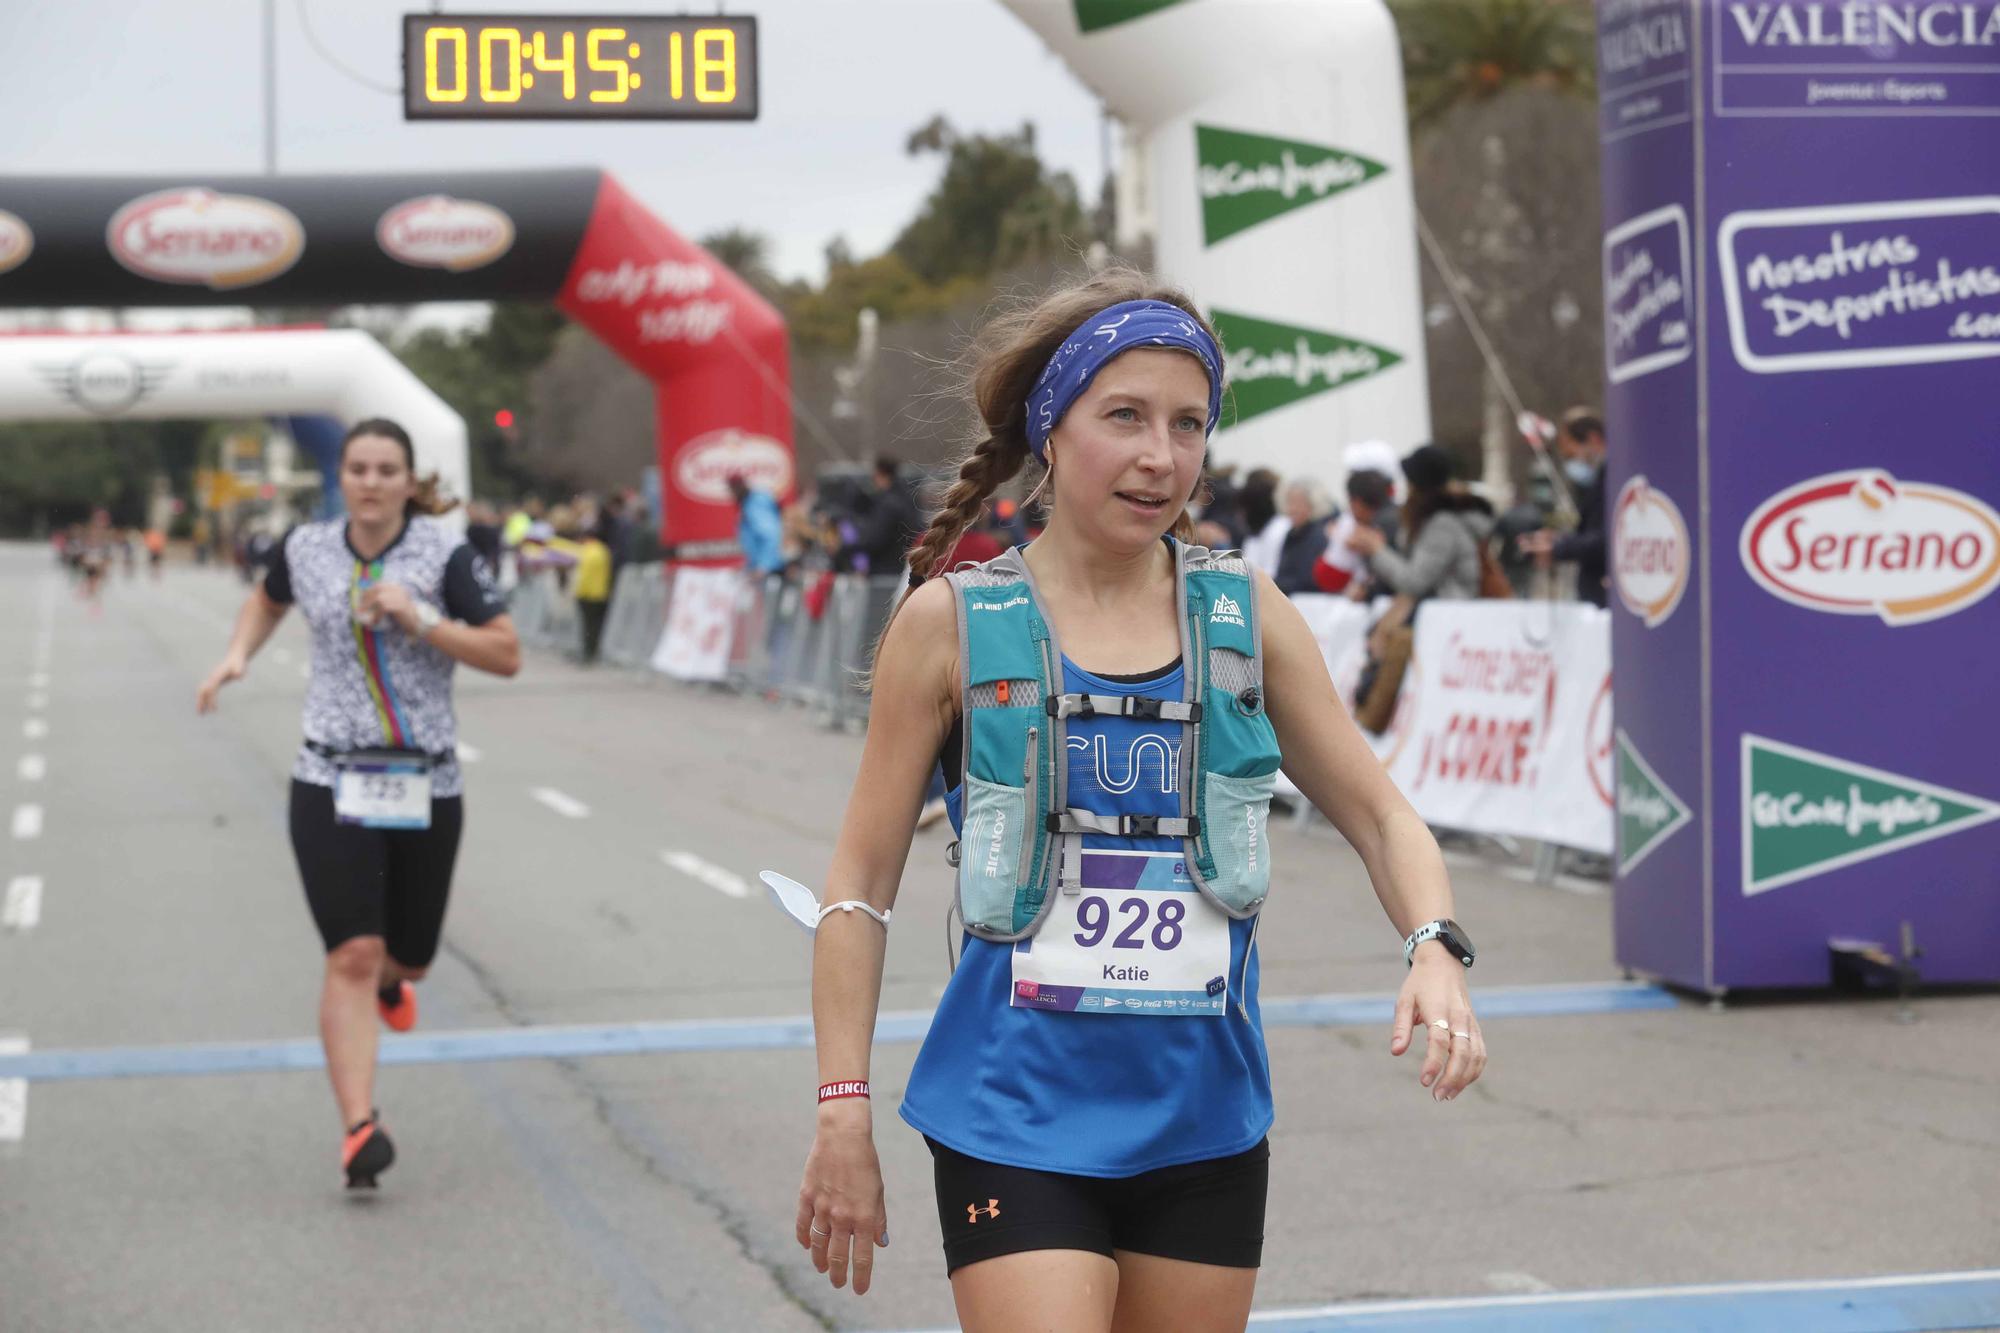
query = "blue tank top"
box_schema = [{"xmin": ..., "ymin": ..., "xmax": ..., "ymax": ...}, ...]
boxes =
[{"xmin": 899, "ymin": 656, "xmax": 1274, "ymax": 1178}]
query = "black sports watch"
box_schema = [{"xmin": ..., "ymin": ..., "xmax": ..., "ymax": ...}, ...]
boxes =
[{"xmin": 1405, "ymin": 918, "xmax": 1475, "ymax": 968}]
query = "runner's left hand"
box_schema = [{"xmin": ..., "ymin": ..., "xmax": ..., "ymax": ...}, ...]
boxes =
[
  {"xmin": 357, "ymin": 582, "xmax": 420, "ymax": 634},
  {"xmin": 1389, "ymin": 950, "xmax": 1486, "ymax": 1102}
]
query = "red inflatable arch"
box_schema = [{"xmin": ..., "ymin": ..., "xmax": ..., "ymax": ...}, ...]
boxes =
[{"xmin": 0, "ymin": 169, "xmax": 791, "ymax": 556}]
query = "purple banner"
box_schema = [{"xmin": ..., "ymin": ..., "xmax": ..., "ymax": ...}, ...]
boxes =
[
  {"xmin": 1718, "ymin": 197, "xmax": 2000, "ymax": 372},
  {"xmin": 1604, "ymin": 0, "xmax": 2000, "ymax": 990},
  {"xmin": 1600, "ymin": 0, "xmax": 1695, "ymax": 140},
  {"xmin": 1714, "ymin": 0, "xmax": 2000, "ymax": 115}
]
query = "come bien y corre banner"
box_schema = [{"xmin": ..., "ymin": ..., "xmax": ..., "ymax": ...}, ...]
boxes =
[{"xmin": 1382, "ymin": 603, "xmax": 1613, "ymax": 855}]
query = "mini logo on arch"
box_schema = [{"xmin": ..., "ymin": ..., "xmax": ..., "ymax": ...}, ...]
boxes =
[
  {"xmin": 1613, "ymin": 476, "xmax": 1690, "ymax": 627},
  {"xmin": 1740, "ymin": 469, "xmax": 2000, "ymax": 625},
  {"xmin": 107, "ymin": 187, "xmax": 304, "ymax": 290},
  {"xmin": 674, "ymin": 429, "xmax": 793, "ymax": 506},
  {"xmin": 377, "ymin": 195, "xmax": 514, "ymax": 272},
  {"xmin": 0, "ymin": 210, "xmax": 33, "ymax": 276}
]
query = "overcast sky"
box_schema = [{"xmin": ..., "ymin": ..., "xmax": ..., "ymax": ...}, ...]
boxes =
[{"xmin": 1, "ymin": 0, "xmax": 1105, "ymax": 285}]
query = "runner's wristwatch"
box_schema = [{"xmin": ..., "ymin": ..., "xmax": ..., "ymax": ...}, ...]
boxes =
[
  {"xmin": 1405, "ymin": 919, "xmax": 1475, "ymax": 968},
  {"xmin": 413, "ymin": 602, "xmax": 443, "ymax": 639}
]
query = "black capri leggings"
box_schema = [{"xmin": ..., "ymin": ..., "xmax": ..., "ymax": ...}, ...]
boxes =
[{"xmin": 288, "ymin": 779, "xmax": 465, "ymax": 966}]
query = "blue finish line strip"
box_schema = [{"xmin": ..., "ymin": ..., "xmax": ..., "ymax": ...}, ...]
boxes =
[
  {"xmin": 1229, "ymin": 1270, "xmax": 2000, "ymax": 1332},
  {"xmin": 893, "ymin": 1271, "xmax": 2000, "ymax": 1333},
  {"xmin": 0, "ymin": 981, "xmax": 1675, "ymax": 1083}
]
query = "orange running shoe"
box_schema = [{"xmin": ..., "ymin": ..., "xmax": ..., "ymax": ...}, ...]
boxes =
[
  {"xmin": 342, "ymin": 1111, "xmax": 395, "ymax": 1189},
  {"xmin": 377, "ymin": 980, "xmax": 417, "ymax": 1032}
]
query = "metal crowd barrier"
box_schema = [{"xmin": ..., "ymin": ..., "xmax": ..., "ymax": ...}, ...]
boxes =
[{"xmin": 600, "ymin": 563, "xmax": 672, "ymax": 669}]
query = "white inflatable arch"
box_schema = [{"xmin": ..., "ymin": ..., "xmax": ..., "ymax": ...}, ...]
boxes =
[
  {"xmin": 1000, "ymin": 0, "xmax": 1430, "ymax": 488},
  {"xmin": 0, "ymin": 327, "xmax": 468, "ymax": 509}
]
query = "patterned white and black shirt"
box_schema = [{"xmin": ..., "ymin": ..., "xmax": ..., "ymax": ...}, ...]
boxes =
[{"xmin": 263, "ymin": 517, "xmax": 506, "ymax": 797}]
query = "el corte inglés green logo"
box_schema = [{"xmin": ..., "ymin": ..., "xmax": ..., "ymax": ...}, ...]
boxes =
[
  {"xmin": 1073, "ymin": 0, "xmax": 1189, "ymax": 33},
  {"xmin": 1196, "ymin": 125, "xmax": 1388, "ymax": 245},
  {"xmin": 1208, "ymin": 310, "xmax": 1402, "ymax": 428},
  {"xmin": 1616, "ymin": 729, "xmax": 1691, "ymax": 874},
  {"xmin": 1741, "ymin": 734, "xmax": 2000, "ymax": 896}
]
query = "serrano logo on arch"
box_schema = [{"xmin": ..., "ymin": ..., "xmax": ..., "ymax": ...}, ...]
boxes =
[
  {"xmin": 0, "ymin": 210, "xmax": 32, "ymax": 276},
  {"xmin": 106, "ymin": 188, "xmax": 304, "ymax": 290},
  {"xmin": 1739, "ymin": 469, "xmax": 2000, "ymax": 625},
  {"xmin": 1613, "ymin": 476, "xmax": 1690, "ymax": 627},
  {"xmin": 377, "ymin": 195, "xmax": 515, "ymax": 272},
  {"xmin": 674, "ymin": 428, "xmax": 793, "ymax": 505}
]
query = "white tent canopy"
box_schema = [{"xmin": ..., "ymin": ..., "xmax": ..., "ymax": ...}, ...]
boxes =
[{"xmin": 0, "ymin": 327, "xmax": 468, "ymax": 507}]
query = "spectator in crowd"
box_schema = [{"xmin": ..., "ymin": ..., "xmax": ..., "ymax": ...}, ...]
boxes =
[
  {"xmin": 729, "ymin": 473, "xmax": 787, "ymax": 577},
  {"xmin": 941, "ymin": 507, "xmax": 1006, "ymax": 571},
  {"xmin": 1316, "ymin": 469, "xmax": 1394, "ymax": 597},
  {"xmin": 1236, "ymin": 468, "xmax": 1286, "ymax": 574},
  {"xmin": 572, "ymin": 511, "xmax": 615, "ymax": 664},
  {"xmin": 844, "ymin": 454, "xmax": 924, "ymax": 576},
  {"xmin": 992, "ymin": 497, "xmax": 1029, "ymax": 549},
  {"xmin": 1343, "ymin": 445, "xmax": 1491, "ymax": 601},
  {"xmin": 1272, "ymin": 478, "xmax": 1332, "ymax": 596},
  {"xmin": 1519, "ymin": 407, "xmax": 1607, "ymax": 608},
  {"xmin": 464, "ymin": 501, "xmax": 504, "ymax": 574},
  {"xmin": 1194, "ymin": 463, "xmax": 1247, "ymax": 549}
]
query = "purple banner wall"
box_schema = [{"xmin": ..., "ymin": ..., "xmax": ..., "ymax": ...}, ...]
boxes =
[{"xmin": 1600, "ymin": 0, "xmax": 2000, "ymax": 991}]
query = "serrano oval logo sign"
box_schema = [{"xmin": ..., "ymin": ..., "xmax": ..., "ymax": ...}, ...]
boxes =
[
  {"xmin": 1740, "ymin": 469, "xmax": 2000, "ymax": 626},
  {"xmin": 675, "ymin": 429, "xmax": 792, "ymax": 505},
  {"xmin": 1613, "ymin": 476, "xmax": 1690, "ymax": 627},
  {"xmin": 377, "ymin": 195, "xmax": 515, "ymax": 272},
  {"xmin": 0, "ymin": 210, "xmax": 33, "ymax": 276},
  {"xmin": 107, "ymin": 188, "xmax": 304, "ymax": 290}
]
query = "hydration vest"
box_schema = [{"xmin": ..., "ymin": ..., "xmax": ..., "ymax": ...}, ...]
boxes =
[{"xmin": 944, "ymin": 541, "xmax": 1282, "ymax": 942}]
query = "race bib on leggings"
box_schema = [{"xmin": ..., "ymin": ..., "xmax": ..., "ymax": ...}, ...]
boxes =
[
  {"xmin": 1010, "ymin": 850, "xmax": 1228, "ymax": 1016},
  {"xmin": 333, "ymin": 751, "xmax": 433, "ymax": 830}
]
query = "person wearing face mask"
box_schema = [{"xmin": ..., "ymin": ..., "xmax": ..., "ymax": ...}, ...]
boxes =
[
  {"xmin": 196, "ymin": 418, "xmax": 520, "ymax": 1190},
  {"xmin": 1518, "ymin": 407, "xmax": 1608, "ymax": 608},
  {"xmin": 789, "ymin": 271, "xmax": 1485, "ymax": 1330}
]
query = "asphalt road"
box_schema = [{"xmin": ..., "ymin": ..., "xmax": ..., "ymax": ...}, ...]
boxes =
[{"xmin": 1, "ymin": 545, "xmax": 1994, "ymax": 1332}]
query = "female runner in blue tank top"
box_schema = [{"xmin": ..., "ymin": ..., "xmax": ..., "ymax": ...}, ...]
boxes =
[{"xmin": 794, "ymin": 271, "xmax": 1487, "ymax": 1330}]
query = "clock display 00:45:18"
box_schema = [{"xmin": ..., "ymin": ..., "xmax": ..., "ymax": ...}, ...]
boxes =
[{"xmin": 403, "ymin": 16, "xmax": 758, "ymax": 120}]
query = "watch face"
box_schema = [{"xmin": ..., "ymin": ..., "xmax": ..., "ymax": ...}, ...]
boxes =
[{"xmin": 1440, "ymin": 919, "xmax": 1475, "ymax": 963}]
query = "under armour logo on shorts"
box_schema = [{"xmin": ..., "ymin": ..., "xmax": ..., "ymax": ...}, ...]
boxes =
[{"xmin": 967, "ymin": 1199, "xmax": 1001, "ymax": 1224}]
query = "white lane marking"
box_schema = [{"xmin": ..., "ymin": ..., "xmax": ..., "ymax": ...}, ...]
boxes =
[
  {"xmin": 0, "ymin": 1036, "xmax": 25, "ymax": 1144},
  {"xmin": 661, "ymin": 849, "xmax": 750, "ymax": 899},
  {"xmin": 1485, "ymin": 1272, "xmax": 1558, "ymax": 1295},
  {"xmin": 298, "ymin": 664, "xmax": 311, "ymax": 680},
  {"xmin": 17, "ymin": 755, "xmax": 45, "ymax": 782},
  {"xmin": 457, "ymin": 743, "xmax": 482, "ymax": 764},
  {"xmin": 3, "ymin": 877, "xmax": 42, "ymax": 932},
  {"xmin": 25, "ymin": 694, "xmax": 46, "ymax": 711},
  {"xmin": 11, "ymin": 805, "xmax": 42, "ymax": 840},
  {"xmin": 530, "ymin": 787, "xmax": 591, "ymax": 819},
  {"xmin": 23, "ymin": 720, "xmax": 46, "ymax": 740},
  {"xmin": 27, "ymin": 674, "xmax": 48, "ymax": 690}
]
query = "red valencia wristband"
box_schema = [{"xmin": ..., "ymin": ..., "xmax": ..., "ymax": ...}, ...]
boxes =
[{"xmin": 818, "ymin": 1080, "xmax": 870, "ymax": 1104}]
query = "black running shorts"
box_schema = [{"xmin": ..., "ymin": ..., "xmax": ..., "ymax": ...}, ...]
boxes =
[
  {"xmin": 926, "ymin": 1137, "xmax": 1269, "ymax": 1275},
  {"xmin": 288, "ymin": 779, "xmax": 464, "ymax": 966}
]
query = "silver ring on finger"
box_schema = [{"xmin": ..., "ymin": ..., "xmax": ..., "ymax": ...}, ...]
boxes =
[
  {"xmin": 1430, "ymin": 1018, "xmax": 1451, "ymax": 1031},
  {"xmin": 1452, "ymin": 1030, "xmax": 1472, "ymax": 1039},
  {"xmin": 810, "ymin": 1223, "xmax": 830, "ymax": 1238}
]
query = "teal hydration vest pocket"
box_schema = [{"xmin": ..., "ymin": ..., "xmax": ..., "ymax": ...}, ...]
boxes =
[
  {"xmin": 959, "ymin": 774, "xmax": 1032, "ymax": 929},
  {"xmin": 1199, "ymin": 770, "xmax": 1276, "ymax": 910}
]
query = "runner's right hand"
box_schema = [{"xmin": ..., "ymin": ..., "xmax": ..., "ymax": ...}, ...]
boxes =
[
  {"xmin": 196, "ymin": 656, "xmax": 247, "ymax": 714},
  {"xmin": 797, "ymin": 1105, "xmax": 889, "ymax": 1295}
]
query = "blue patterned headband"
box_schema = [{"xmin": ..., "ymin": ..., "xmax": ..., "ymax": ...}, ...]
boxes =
[{"xmin": 1023, "ymin": 299, "xmax": 1224, "ymax": 462}]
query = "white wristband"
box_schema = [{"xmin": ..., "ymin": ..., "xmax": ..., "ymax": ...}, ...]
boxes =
[{"xmin": 816, "ymin": 900, "xmax": 892, "ymax": 929}]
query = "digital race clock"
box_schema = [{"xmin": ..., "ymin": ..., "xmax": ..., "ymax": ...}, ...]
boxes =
[{"xmin": 402, "ymin": 15, "xmax": 758, "ymax": 120}]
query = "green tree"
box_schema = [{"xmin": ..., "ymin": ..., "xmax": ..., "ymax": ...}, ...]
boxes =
[
  {"xmin": 698, "ymin": 226, "xmax": 786, "ymax": 305},
  {"xmin": 1394, "ymin": 0, "xmax": 1594, "ymax": 129},
  {"xmin": 891, "ymin": 118, "xmax": 1092, "ymax": 286},
  {"xmin": 392, "ymin": 301, "xmax": 566, "ymax": 499}
]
